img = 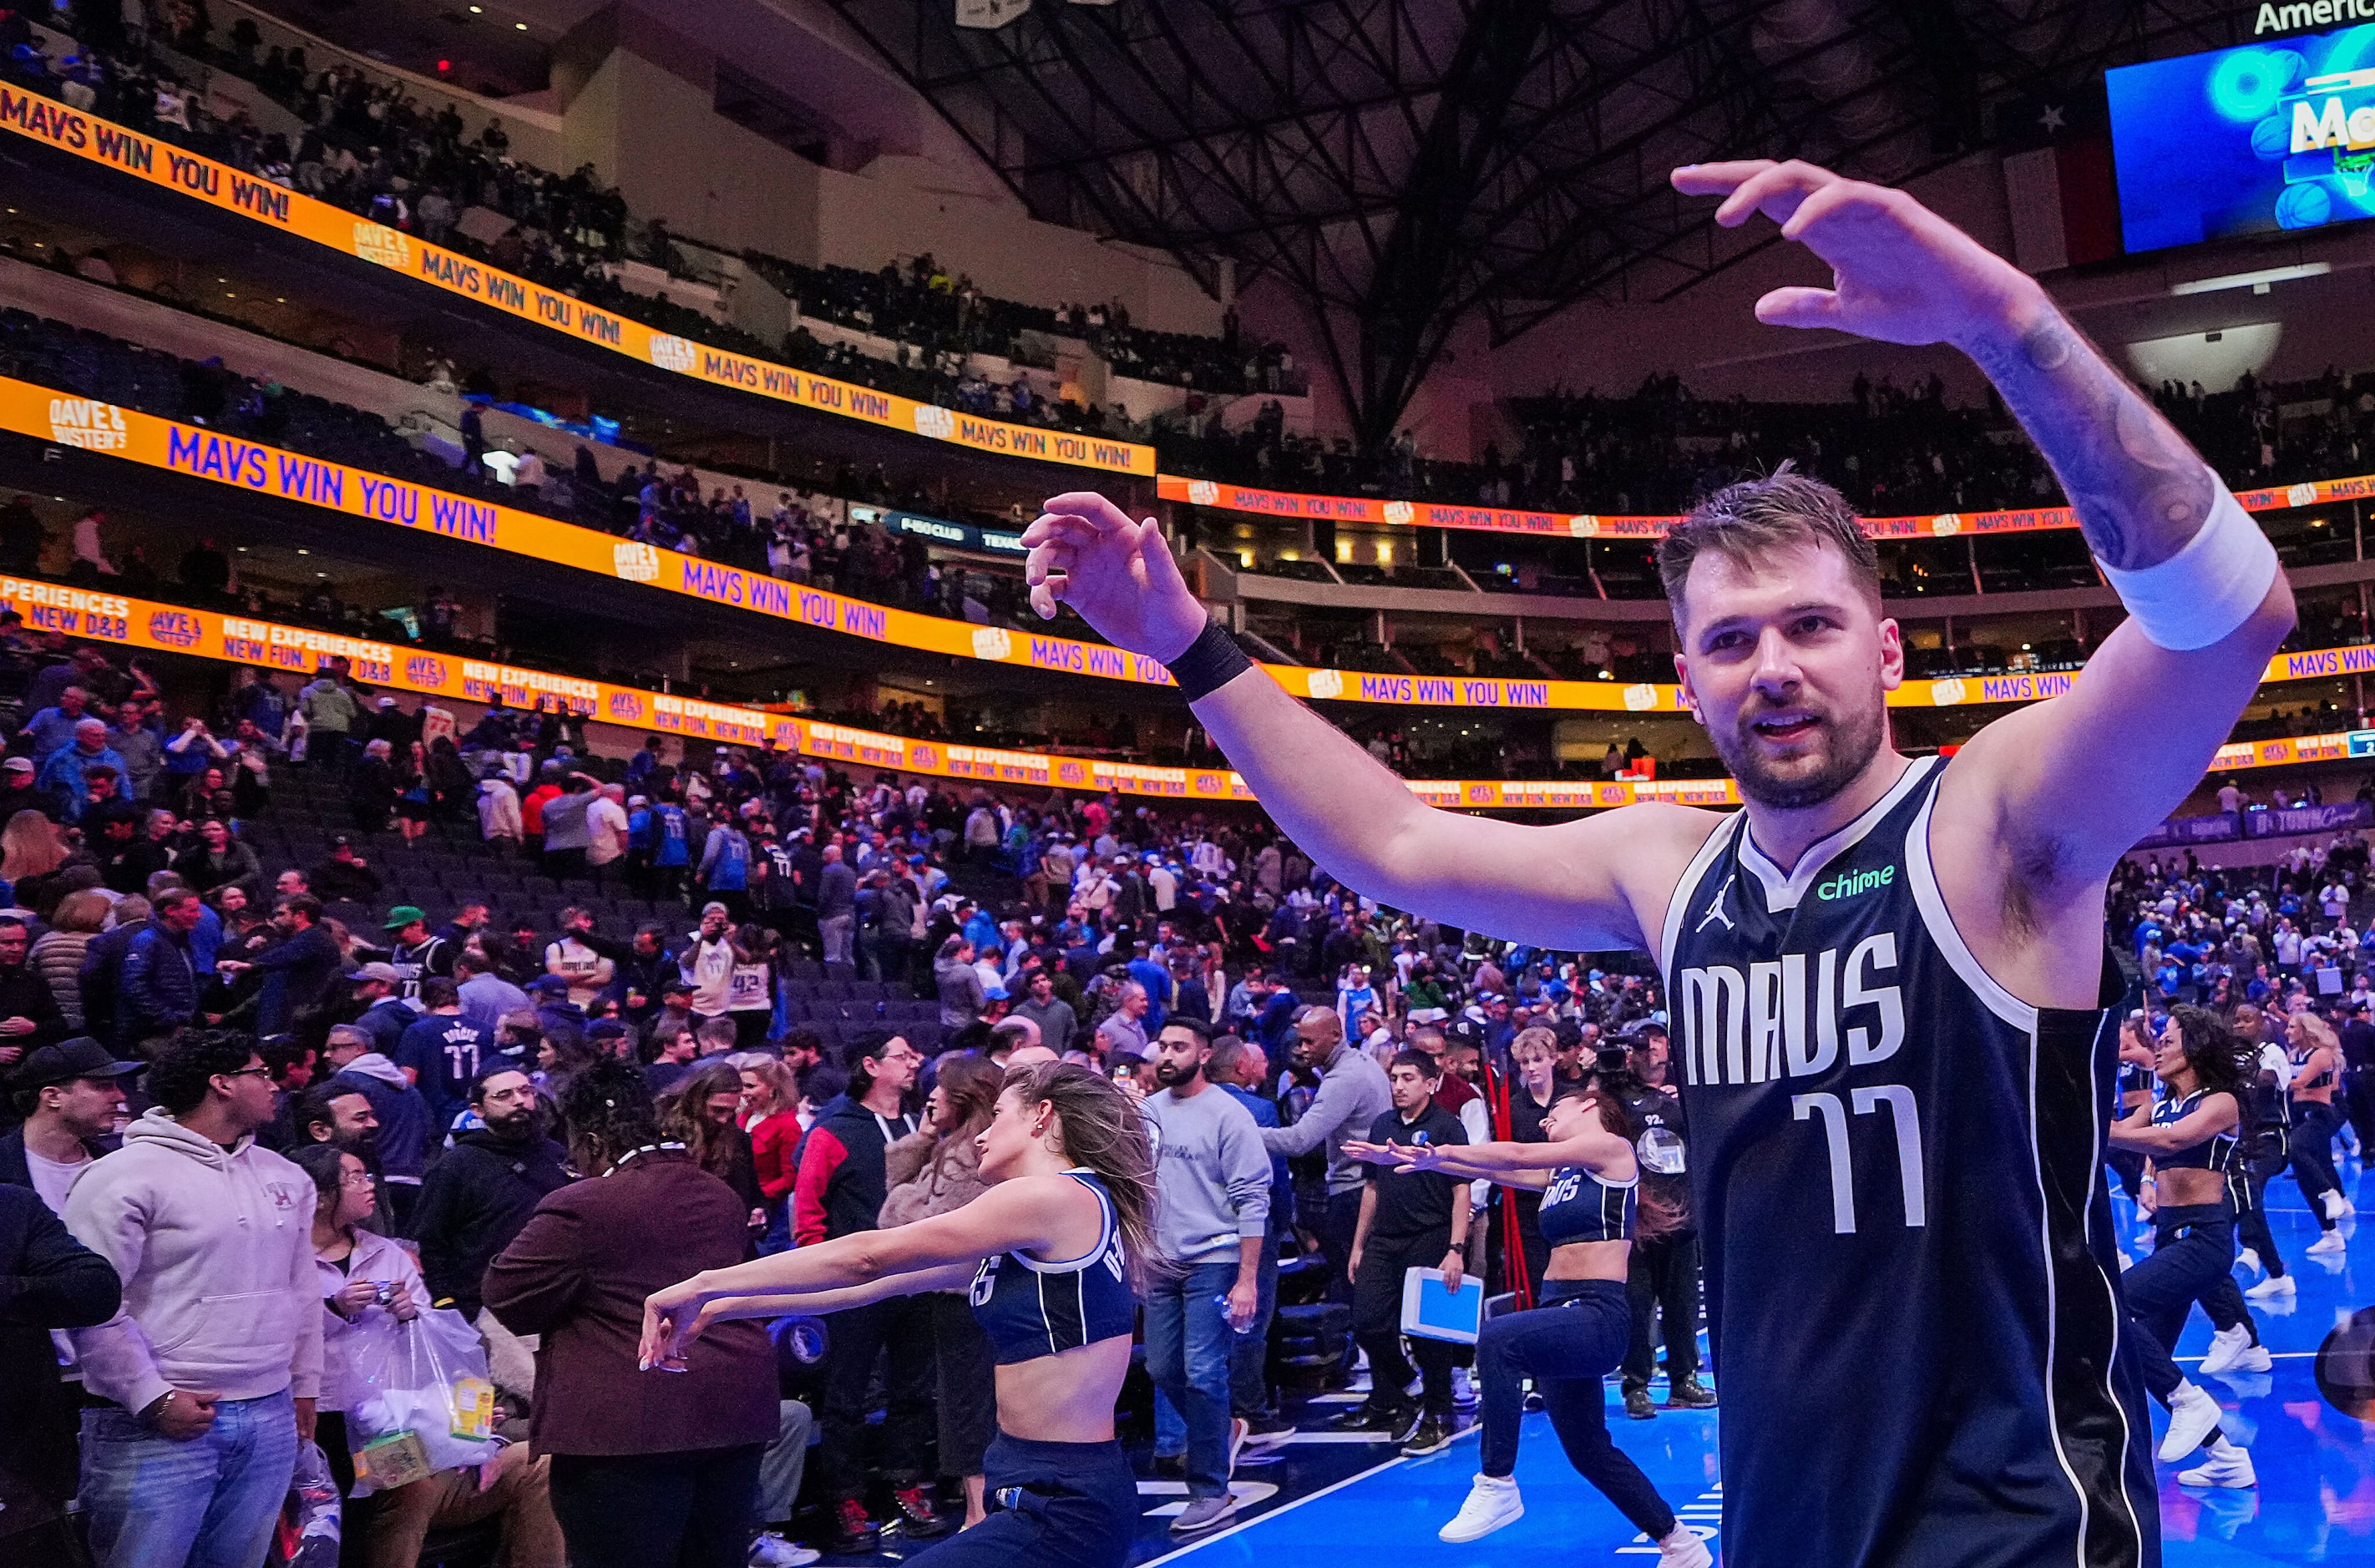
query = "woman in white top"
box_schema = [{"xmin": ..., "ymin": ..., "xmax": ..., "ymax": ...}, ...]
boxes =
[{"xmin": 294, "ymin": 1145, "xmax": 564, "ymax": 1568}]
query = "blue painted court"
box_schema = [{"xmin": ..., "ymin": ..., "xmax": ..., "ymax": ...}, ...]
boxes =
[{"xmin": 1129, "ymin": 1157, "xmax": 2375, "ymax": 1567}]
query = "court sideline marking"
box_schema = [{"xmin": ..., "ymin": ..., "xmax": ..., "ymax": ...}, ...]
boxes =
[{"xmin": 1136, "ymin": 1453, "xmax": 1410, "ymax": 1564}]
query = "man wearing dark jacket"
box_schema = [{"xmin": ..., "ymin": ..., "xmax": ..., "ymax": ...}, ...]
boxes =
[
  {"xmin": 321, "ymin": 1024, "xmax": 432, "ymax": 1234},
  {"xmin": 0, "ymin": 1039, "xmax": 134, "ymax": 1196},
  {"xmin": 792, "ymin": 1030, "xmax": 930, "ymax": 1551},
  {"xmin": 412, "ymin": 1066, "xmax": 569, "ymax": 1393},
  {"xmin": 0, "ymin": 919, "xmax": 65, "ymax": 1075},
  {"xmin": 219, "ymin": 895, "xmax": 342, "ymax": 1035},
  {"xmin": 605, "ymin": 924, "xmax": 676, "ymax": 1027},
  {"xmin": 0, "ymin": 1182, "xmax": 119, "ymax": 1564},
  {"xmin": 114, "ymin": 889, "xmax": 203, "ymax": 1051}
]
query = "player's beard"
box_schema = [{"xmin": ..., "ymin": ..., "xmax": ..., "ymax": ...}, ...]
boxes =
[{"xmin": 1709, "ymin": 690, "xmax": 1888, "ymax": 811}]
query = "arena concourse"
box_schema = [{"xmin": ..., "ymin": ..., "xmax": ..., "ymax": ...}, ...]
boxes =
[{"xmin": 2, "ymin": 2, "xmax": 2373, "ymax": 1565}]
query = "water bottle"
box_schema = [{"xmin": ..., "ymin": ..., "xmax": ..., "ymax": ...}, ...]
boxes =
[{"xmin": 1215, "ymin": 1295, "xmax": 1257, "ymax": 1336}]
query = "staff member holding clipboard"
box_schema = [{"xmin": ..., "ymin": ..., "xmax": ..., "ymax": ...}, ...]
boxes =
[
  {"xmin": 1335, "ymin": 1050, "xmax": 1469, "ymax": 1456},
  {"xmin": 1348, "ymin": 1085, "xmax": 1706, "ymax": 1566}
]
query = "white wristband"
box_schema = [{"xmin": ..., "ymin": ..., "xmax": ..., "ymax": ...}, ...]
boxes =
[{"xmin": 2098, "ymin": 473, "xmax": 2280, "ymax": 651}]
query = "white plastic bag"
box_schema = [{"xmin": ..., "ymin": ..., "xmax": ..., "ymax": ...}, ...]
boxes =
[{"xmin": 345, "ymin": 1306, "xmax": 500, "ymax": 1495}]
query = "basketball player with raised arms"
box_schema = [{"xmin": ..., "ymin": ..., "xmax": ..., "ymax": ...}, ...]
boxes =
[{"xmin": 1022, "ymin": 159, "xmax": 2295, "ymax": 1568}]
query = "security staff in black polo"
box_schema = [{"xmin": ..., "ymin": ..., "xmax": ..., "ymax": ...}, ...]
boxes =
[{"xmin": 1337, "ymin": 1047, "xmax": 1468, "ymax": 1455}]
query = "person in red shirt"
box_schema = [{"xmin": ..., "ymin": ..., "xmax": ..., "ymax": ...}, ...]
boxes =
[
  {"xmin": 520, "ymin": 764, "xmax": 565, "ymax": 862},
  {"xmin": 737, "ymin": 1058, "xmax": 802, "ymax": 1255}
]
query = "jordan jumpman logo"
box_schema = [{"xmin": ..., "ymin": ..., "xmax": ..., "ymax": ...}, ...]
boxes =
[{"xmin": 1696, "ymin": 873, "xmax": 1736, "ymax": 933}]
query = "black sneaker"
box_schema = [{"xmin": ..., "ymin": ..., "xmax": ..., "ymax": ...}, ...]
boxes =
[
  {"xmin": 1665, "ymin": 1376, "xmax": 1717, "ymax": 1409},
  {"xmin": 829, "ymin": 1499, "xmax": 879, "ymax": 1555},
  {"xmin": 1623, "ymin": 1387, "xmax": 1658, "ymax": 1420},
  {"xmin": 890, "ymin": 1485, "xmax": 951, "ymax": 1539},
  {"xmin": 1152, "ymin": 1452, "xmax": 1188, "ymax": 1479},
  {"xmin": 1400, "ymin": 1416, "xmax": 1454, "ymax": 1456},
  {"xmin": 1329, "ymin": 1400, "xmax": 1410, "ymax": 1432}
]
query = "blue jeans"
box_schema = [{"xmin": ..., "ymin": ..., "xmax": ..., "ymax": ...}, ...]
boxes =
[
  {"xmin": 1143, "ymin": 1260, "xmax": 1238, "ymax": 1498},
  {"xmin": 79, "ymin": 1388, "xmax": 300, "ymax": 1568},
  {"xmin": 1231, "ymin": 1233, "xmax": 1279, "ymax": 1418}
]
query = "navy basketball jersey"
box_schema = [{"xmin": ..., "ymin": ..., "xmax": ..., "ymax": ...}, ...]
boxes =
[
  {"xmin": 2150, "ymin": 1087, "xmax": 2239, "ymax": 1177},
  {"xmin": 968, "ymin": 1170, "xmax": 1135, "ymax": 1364},
  {"xmin": 1661, "ymin": 756, "xmax": 2157, "ymax": 1568},
  {"xmin": 1535, "ymin": 1162, "xmax": 1635, "ymax": 1247}
]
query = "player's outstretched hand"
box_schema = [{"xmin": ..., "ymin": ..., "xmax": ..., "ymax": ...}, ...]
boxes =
[
  {"xmin": 1671, "ymin": 160, "xmax": 2038, "ymax": 351},
  {"xmin": 1024, "ymin": 492, "xmax": 1208, "ymax": 663}
]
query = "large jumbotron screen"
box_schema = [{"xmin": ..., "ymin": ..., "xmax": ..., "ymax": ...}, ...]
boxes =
[{"xmin": 2107, "ymin": 21, "xmax": 2375, "ymax": 252}]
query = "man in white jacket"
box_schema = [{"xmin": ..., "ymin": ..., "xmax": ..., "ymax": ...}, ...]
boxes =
[{"xmin": 65, "ymin": 1028, "xmax": 324, "ymax": 1568}]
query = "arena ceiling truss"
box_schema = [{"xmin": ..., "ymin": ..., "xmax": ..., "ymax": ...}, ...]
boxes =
[{"xmin": 821, "ymin": 0, "xmax": 2272, "ymax": 448}]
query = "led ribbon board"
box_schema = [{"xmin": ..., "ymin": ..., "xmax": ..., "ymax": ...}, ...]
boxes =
[{"xmin": 0, "ymin": 89, "xmax": 1154, "ymax": 475}]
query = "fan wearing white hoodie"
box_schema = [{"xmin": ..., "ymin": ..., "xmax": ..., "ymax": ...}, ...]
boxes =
[{"xmin": 65, "ymin": 1029, "xmax": 324, "ymax": 1568}]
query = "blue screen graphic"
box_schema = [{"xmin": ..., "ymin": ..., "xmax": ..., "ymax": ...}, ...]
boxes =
[{"xmin": 2108, "ymin": 23, "xmax": 2375, "ymax": 252}]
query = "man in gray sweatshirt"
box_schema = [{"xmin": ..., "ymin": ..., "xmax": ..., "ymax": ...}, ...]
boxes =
[
  {"xmin": 1140, "ymin": 1015, "xmax": 1272, "ymax": 1536},
  {"xmin": 67, "ymin": 1027, "xmax": 323, "ymax": 1568},
  {"xmin": 1258, "ymin": 1006, "xmax": 1392, "ymax": 1308}
]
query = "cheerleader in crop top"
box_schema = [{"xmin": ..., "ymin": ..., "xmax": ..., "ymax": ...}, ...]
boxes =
[
  {"xmin": 642, "ymin": 1062, "xmax": 1152, "ymax": 1568},
  {"xmin": 1346, "ymin": 1087, "xmax": 1707, "ymax": 1566},
  {"xmin": 2107, "ymin": 1004, "xmax": 2258, "ymax": 1490}
]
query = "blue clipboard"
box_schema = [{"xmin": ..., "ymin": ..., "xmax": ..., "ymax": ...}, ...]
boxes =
[{"xmin": 1399, "ymin": 1266, "xmax": 1487, "ymax": 1344}]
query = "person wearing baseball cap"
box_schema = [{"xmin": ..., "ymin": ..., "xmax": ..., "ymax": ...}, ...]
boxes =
[
  {"xmin": 1, "ymin": 1037, "xmax": 141, "ymax": 1200},
  {"xmin": 347, "ymin": 962, "xmax": 419, "ymax": 1060},
  {"xmin": 381, "ymin": 906, "xmax": 447, "ymax": 999}
]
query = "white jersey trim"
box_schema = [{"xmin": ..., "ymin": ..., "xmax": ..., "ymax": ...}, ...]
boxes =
[
  {"xmin": 2028, "ymin": 1014, "xmax": 2147, "ymax": 1565},
  {"xmin": 1012, "ymin": 1169, "xmax": 1118, "ymax": 1274},
  {"xmin": 1658, "ymin": 812, "xmax": 1745, "ymax": 979},
  {"xmin": 1735, "ymin": 755, "xmax": 1937, "ymax": 913},
  {"xmin": 1904, "ymin": 781, "xmax": 2039, "ymax": 1031}
]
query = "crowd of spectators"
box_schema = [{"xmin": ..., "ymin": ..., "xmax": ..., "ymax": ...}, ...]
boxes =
[
  {"xmin": 0, "ymin": 605, "xmax": 1712, "ymax": 1566},
  {"xmin": 0, "ymin": 3, "xmax": 1276, "ymax": 422}
]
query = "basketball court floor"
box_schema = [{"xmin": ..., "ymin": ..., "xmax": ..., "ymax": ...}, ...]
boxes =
[{"xmin": 1126, "ymin": 1160, "xmax": 2375, "ymax": 1568}]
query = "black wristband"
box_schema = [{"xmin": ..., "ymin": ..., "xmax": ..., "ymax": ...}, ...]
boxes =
[{"xmin": 1165, "ymin": 620, "xmax": 1253, "ymax": 701}]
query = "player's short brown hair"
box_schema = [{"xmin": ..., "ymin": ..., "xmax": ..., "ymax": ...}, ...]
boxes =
[{"xmin": 1658, "ymin": 465, "xmax": 1881, "ymax": 629}]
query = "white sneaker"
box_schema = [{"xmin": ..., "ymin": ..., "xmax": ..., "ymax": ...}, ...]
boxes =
[
  {"xmin": 748, "ymin": 1534, "xmax": 821, "ymax": 1568},
  {"xmin": 1439, "ymin": 1474, "xmax": 1524, "ymax": 1543},
  {"xmin": 2310, "ymin": 1230, "xmax": 2348, "ymax": 1257},
  {"xmin": 2177, "ymin": 1440, "xmax": 2258, "ymax": 1489},
  {"xmin": 2160, "ymin": 1381, "xmax": 2223, "ymax": 1462},
  {"xmin": 1227, "ymin": 1416, "xmax": 1249, "ymax": 1478},
  {"xmin": 2246, "ymin": 1272, "xmax": 2297, "ymax": 1298},
  {"xmin": 2236, "ymin": 1247, "xmax": 2262, "ymax": 1279},
  {"xmin": 2200, "ymin": 1323, "xmax": 2251, "ymax": 1376},
  {"xmin": 1658, "ymin": 1526, "xmax": 1714, "ymax": 1568},
  {"xmin": 2226, "ymin": 1343, "xmax": 2273, "ymax": 1373},
  {"xmin": 2324, "ymin": 1191, "xmax": 2350, "ymax": 1222}
]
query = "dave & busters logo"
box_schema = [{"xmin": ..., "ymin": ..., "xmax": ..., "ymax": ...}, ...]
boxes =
[
  {"xmin": 146, "ymin": 609, "xmax": 203, "ymax": 648},
  {"xmin": 649, "ymin": 336, "xmax": 698, "ymax": 374},
  {"xmin": 607, "ymin": 691, "xmax": 645, "ymax": 721},
  {"xmin": 48, "ymin": 397, "xmax": 129, "ymax": 452},
  {"xmin": 405, "ymin": 655, "xmax": 448, "ymax": 688},
  {"xmin": 614, "ymin": 541, "xmax": 662, "ymax": 584},
  {"xmin": 352, "ymin": 222, "xmax": 412, "ymax": 270},
  {"xmin": 913, "ymin": 405, "xmax": 956, "ymax": 440}
]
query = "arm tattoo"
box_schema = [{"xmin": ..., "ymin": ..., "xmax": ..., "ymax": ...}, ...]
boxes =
[{"xmin": 1966, "ymin": 310, "xmax": 2215, "ymax": 572}]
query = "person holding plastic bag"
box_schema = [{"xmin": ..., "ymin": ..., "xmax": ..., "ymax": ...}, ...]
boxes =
[{"xmin": 294, "ymin": 1144, "xmax": 565, "ymax": 1568}]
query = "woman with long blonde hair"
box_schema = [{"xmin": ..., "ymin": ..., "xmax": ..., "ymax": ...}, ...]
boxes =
[{"xmin": 643, "ymin": 1062, "xmax": 1157, "ymax": 1568}]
